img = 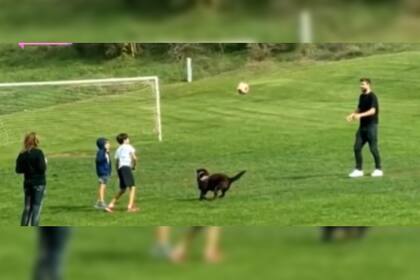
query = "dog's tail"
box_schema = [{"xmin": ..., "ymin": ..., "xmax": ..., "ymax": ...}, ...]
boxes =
[{"xmin": 229, "ymin": 170, "xmax": 247, "ymax": 183}]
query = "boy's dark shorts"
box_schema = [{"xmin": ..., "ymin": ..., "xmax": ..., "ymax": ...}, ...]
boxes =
[{"xmin": 117, "ymin": 166, "xmax": 135, "ymax": 189}]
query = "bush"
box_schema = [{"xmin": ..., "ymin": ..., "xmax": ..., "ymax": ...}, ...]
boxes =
[
  {"xmin": 73, "ymin": 43, "xmax": 144, "ymax": 59},
  {"xmin": 247, "ymin": 43, "xmax": 297, "ymax": 61}
]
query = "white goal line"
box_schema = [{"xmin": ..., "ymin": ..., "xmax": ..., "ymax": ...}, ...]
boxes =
[{"xmin": 0, "ymin": 76, "xmax": 159, "ymax": 88}]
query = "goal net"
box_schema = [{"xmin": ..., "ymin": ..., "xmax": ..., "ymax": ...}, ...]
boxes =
[{"xmin": 0, "ymin": 76, "xmax": 163, "ymax": 149}]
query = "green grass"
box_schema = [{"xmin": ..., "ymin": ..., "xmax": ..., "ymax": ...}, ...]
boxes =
[
  {"xmin": 2, "ymin": 228, "xmax": 420, "ymax": 280},
  {"xmin": 1, "ymin": 49, "xmax": 420, "ymax": 225}
]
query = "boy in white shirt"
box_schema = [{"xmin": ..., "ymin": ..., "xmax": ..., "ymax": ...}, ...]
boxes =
[{"xmin": 105, "ymin": 133, "xmax": 139, "ymax": 213}]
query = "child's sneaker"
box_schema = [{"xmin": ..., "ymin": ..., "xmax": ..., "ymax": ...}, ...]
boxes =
[
  {"xmin": 151, "ymin": 244, "xmax": 172, "ymax": 259},
  {"xmin": 94, "ymin": 201, "xmax": 107, "ymax": 209}
]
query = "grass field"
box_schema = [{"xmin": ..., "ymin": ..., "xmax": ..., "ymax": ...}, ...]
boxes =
[
  {"xmin": 1, "ymin": 47, "xmax": 420, "ymax": 225},
  {"xmin": 2, "ymin": 227, "xmax": 420, "ymax": 280}
]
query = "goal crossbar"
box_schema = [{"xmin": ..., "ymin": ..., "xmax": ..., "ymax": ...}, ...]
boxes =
[
  {"xmin": 0, "ymin": 76, "xmax": 163, "ymax": 142},
  {"xmin": 0, "ymin": 76, "xmax": 159, "ymax": 88}
]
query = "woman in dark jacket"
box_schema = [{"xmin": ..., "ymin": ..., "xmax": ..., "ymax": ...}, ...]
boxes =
[{"xmin": 15, "ymin": 132, "xmax": 47, "ymax": 226}]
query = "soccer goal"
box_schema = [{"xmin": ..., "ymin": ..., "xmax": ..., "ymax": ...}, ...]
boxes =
[{"xmin": 0, "ymin": 76, "xmax": 163, "ymax": 142}]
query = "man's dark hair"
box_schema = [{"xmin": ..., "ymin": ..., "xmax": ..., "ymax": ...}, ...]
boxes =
[
  {"xmin": 360, "ymin": 78, "xmax": 372, "ymax": 85},
  {"xmin": 116, "ymin": 133, "xmax": 129, "ymax": 144}
]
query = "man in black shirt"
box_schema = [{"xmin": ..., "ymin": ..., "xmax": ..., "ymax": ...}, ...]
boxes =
[{"xmin": 346, "ymin": 78, "xmax": 383, "ymax": 178}]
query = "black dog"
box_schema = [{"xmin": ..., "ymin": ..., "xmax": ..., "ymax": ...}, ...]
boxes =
[
  {"xmin": 196, "ymin": 168, "xmax": 246, "ymax": 200},
  {"xmin": 321, "ymin": 227, "xmax": 369, "ymax": 242}
]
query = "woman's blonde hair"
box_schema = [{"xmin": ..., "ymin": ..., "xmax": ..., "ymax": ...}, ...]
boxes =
[{"xmin": 22, "ymin": 132, "xmax": 40, "ymax": 152}]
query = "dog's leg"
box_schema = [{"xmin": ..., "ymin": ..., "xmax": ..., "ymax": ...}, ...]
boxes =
[
  {"xmin": 199, "ymin": 191, "xmax": 208, "ymax": 200},
  {"xmin": 212, "ymin": 190, "xmax": 219, "ymax": 200},
  {"xmin": 219, "ymin": 190, "xmax": 226, "ymax": 198}
]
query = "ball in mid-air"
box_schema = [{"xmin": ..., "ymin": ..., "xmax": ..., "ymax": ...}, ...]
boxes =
[{"xmin": 237, "ymin": 82, "xmax": 250, "ymax": 95}]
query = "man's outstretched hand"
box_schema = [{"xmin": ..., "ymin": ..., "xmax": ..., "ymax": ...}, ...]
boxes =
[
  {"xmin": 346, "ymin": 113, "xmax": 355, "ymax": 122},
  {"xmin": 346, "ymin": 113, "xmax": 360, "ymax": 122}
]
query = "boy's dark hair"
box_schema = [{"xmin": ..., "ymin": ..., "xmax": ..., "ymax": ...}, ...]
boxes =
[
  {"xmin": 116, "ymin": 133, "xmax": 129, "ymax": 144},
  {"xmin": 360, "ymin": 78, "xmax": 371, "ymax": 85}
]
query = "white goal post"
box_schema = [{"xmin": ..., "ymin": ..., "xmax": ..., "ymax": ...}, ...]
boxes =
[{"xmin": 0, "ymin": 76, "xmax": 163, "ymax": 142}]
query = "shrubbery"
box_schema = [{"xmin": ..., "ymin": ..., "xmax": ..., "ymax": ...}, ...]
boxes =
[{"xmin": 72, "ymin": 43, "xmax": 416, "ymax": 62}]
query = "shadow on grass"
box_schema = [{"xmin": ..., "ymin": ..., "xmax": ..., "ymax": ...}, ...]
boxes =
[
  {"xmin": 176, "ymin": 198, "xmax": 199, "ymax": 202},
  {"xmin": 74, "ymin": 250, "xmax": 151, "ymax": 263},
  {"xmin": 278, "ymin": 173, "xmax": 345, "ymax": 181},
  {"xmin": 47, "ymin": 205, "xmax": 96, "ymax": 214}
]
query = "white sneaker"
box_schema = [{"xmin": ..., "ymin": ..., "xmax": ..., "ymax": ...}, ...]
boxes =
[
  {"xmin": 349, "ymin": 169, "xmax": 364, "ymax": 178},
  {"xmin": 371, "ymin": 169, "xmax": 384, "ymax": 177},
  {"xmin": 94, "ymin": 201, "xmax": 107, "ymax": 209}
]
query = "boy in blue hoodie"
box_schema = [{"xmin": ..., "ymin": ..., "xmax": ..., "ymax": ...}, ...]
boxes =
[{"xmin": 94, "ymin": 137, "xmax": 112, "ymax": 209}]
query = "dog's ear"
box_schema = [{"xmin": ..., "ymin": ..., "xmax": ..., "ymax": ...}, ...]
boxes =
[{"xmin": 196, "ymin": 168, "xmax": 207, "ymax": 174}]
